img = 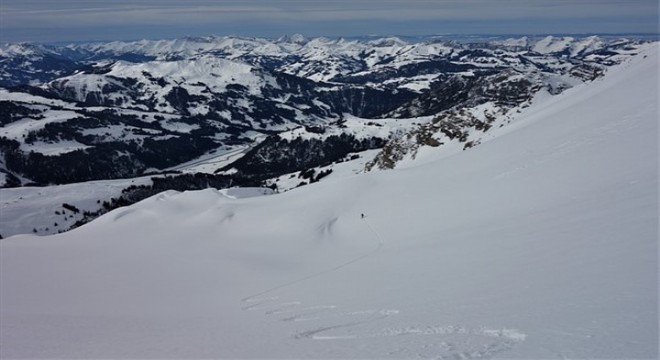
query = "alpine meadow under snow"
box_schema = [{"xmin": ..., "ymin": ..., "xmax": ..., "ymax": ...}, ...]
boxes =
[{"xmin": 0, "ymin": 41, "xmax": 658, "ymax": 359}]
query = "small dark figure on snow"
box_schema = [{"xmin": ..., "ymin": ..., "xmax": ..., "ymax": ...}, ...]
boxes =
[{"xmin": 361, "ymin": 213, "xmax": 365, "ymax": 219}]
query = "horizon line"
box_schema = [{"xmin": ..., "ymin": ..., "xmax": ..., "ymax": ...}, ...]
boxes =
[{"xmin": 6, "ymin": 32, "xmax": 660, "ymax": 46}]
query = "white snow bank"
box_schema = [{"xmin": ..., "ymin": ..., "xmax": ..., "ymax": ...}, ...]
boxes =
[
  {"xmin": 20, "ymin": 140, "xmax": 91, "ymax": 155},
  {"xmin": 219, "ymin": 187, "xmax": 275, "ymax": 199}
]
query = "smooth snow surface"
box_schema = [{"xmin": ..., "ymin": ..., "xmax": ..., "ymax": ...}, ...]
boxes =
[{"xmin": 1, "ymin": 46, "xmax": 658, "ymax": 359}]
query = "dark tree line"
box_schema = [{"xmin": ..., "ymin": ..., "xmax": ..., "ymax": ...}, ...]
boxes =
[{"xmin": 219, "ymin": 133, "xmax": 385, "ymax": 178}]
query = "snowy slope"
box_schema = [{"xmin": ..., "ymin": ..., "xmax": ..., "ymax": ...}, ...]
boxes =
[
  {"xmin": 0, "ymin": 45, "xmax": 657, "ymax": 359},
  {"xmin": 0, "ymin": 177, "xmax": 152, "ymax": 238},
  {"xmin": 532, "ymin": 36, "xmax": 605, "ymax": 57},
  {"xmin": 47, "ymin": 56, "xmax": 273, "ymax": 110}
]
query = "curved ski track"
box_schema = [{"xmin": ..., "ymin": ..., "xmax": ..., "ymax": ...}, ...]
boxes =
[{"xmin": 240, "ymin": 216, "xmax": 526, "ymax": 359}]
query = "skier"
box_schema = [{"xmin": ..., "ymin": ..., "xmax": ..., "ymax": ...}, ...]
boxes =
[{"xmin": 361, "ymin": 213, "xmax": 365, "ymax": 219}]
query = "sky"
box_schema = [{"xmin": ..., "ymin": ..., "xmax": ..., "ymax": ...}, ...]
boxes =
[{"xmin": 1, "ymin": 0, "xmax": 659, "ymax": 43}]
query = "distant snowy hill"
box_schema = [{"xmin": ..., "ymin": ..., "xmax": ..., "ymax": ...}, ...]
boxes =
[
  {"xmin": 0, "ymin": 43, "xmax": 80, "ymax": 87},
  {"xmin": 1, "ymin": 42, "xmax": 656, "ymax": 359}
]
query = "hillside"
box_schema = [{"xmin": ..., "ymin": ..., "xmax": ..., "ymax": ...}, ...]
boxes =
[{"xmin": 1, "ymin": 43, "xmax": 657, "ymax": 359}]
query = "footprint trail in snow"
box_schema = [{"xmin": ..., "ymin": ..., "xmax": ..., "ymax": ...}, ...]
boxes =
[{"xmin": 240, "ymin": 217, "xmax": 527, "ymax": 359}]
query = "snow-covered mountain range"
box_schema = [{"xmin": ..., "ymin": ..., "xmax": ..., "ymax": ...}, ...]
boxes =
[
  {"xmin": 0, "ymin": 35, "xmax": 645, "ymax": 185},
  {"xmin": 0, "ymin": 34, "xmax": 655, "ymax": 237},
  {"xmin": 1, "ymin": 37, "xmax": 657, "ymax": 359}
]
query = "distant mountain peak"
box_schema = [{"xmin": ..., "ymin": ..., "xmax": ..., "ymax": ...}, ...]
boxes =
[
  {"xmin": 277, "ymin": 33, "xmax": 308, "ymax": 44},
  {"xmin": 368, "ymin": 36, "xmax": 408, "ymax": 47}
]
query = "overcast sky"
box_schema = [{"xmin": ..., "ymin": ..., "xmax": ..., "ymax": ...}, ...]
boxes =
[{"xmin": 1, "ymin": 0, "xmax": 658, "ymax": 43}]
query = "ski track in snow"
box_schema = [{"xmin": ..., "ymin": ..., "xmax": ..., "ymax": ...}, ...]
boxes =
[
  {"xmin": 241, "ymin": 219, "xmax": 526, "ymax": 359},
  {"xmin": 240, "ymin": 217, "xmax": 383, "ymax": 302}
]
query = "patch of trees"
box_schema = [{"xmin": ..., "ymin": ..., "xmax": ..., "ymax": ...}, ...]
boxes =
[
  {"xmin": 164, "ymin": 86, "xmax": 206, "ymax": 115},
  {"xmin": 2, "ymin": 133, "xmax": 219, "ymax": 184},
  {"xmin": 220, "ymin": 133, "xmax": 385, "ymax": 177},
  {"xmin": 0, "ymin": 101, "xmax": 43, "ymax": 126},
  {"xmin": 299, "ymin": 168, "xmax": 333, "ymax": 183},
  {"xmin": 317, "ymin": 86, "xmax": 417, "ymax": 119},
  {"xmin": 3, "ymin": 144, "xmax": 143, "ymax": 184},
  {"xmin": 62, "ymin": 203, "xmax": 80, "ymax": 213},
  {"xmin": 0, "ymin": 104, "xmax": 234, "ymax": 184},
  {"xmin": 389, "ymin": 71, "xmax": 532, "ymax": 118}
]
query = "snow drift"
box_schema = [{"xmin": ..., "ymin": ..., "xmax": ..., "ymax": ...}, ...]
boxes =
[{"xmin": 1, "ymin": 45, "xmax": 657, "ymax": 359}]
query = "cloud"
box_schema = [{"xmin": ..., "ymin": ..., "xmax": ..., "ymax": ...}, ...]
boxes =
[{"xmin": 1, "ymin": 0, "xmax": 657, "ymax": 42}]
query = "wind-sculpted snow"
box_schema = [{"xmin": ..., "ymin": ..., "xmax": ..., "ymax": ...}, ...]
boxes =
[{"xmin": 1, "ymin": 43, "xmax": 657, "ymax": 358}]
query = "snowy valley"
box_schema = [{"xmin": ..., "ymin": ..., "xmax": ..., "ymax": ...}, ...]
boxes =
[{"xmin": 0, "ymin": 34, "xmax": 658, "ymax": 359}]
